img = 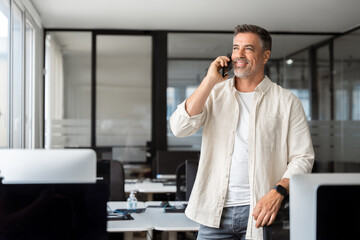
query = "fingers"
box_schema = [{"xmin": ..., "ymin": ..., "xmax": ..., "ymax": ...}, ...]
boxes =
[
  {"xmin": 253, "ymin": 199, "xmax": 281, "ymax": 228},
  {"xmin": 254, "ymin": 211, "xmax": 273, "ymax": 228},
  {"xmin": 266, "ymin": 213, "xmax": 277, "ymax": 226},
  {"xmin": 254, "ymin": 210, "xmax": 272, "ymax": 228},
  {"xmin": 261, "ymin": 213, "xmax": 271, "ymax": 227},
  {"xmin": 215, "ymin": 56, "xmax": 231, "ymax": 68},
  {"xmin": 252, "ymin": 204, "xmax": 260, "ymax": 221},
  {"xmin": 206, "ymin": 56, "xmax": 231, "ymax": 84},
  {"xmin": 255, "ymin": 211, "xmax": 264, "ymax": 228}
]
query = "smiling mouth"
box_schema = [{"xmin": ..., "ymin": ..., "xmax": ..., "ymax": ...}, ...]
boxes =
[
  {"xmin": 233, "ymin": 58, "xmax": 249, "ymax": 67},
  {"xmin": 234, "ymin": 61, "xmax": 248, "ymax": 67}
]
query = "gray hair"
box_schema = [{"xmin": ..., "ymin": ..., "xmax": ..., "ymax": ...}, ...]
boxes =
[{"xmin": 234, "ymin": 24, "xmax": 272, "ymax": 51}]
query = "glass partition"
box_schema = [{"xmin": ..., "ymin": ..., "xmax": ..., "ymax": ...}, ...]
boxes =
[
  {"xmin": 283, "ymin": 50, "xmax": 311, "ymax": 119},
  {"xmin": 96, "ymin": 35, "xmax": 152, "ymax": 162},
  {"xmin": 267, "ymin": 60, "xmax": 283, "ymax": 85},
  {"xmin": 317, "ymin": 44, "xmax": 331, "ymax": 120},
  {"xmin": 334, "ymin": 29, "xmax": 360, "ymax": 121},
  {"xmin": 328, "ymin": 28, "xmax": 360, "ymax": 168},
  {"xmin": 308, "ymin": 29, "xmax": 360, "ymax": 173},
  {"xmin": 44, "ymin": 31, "xmax": 92, "ymax": 148},
  {"xmin": 167, "ymin": 60, "xmax": 211, "ymax": 151}
]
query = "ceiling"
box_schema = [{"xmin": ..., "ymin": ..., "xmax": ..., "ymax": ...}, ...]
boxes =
[
  {"xmin": 31, "ymin": 0, "xmax": 360, "ymax": 33},
  {"xmin": 34, "ymin": 0, "xmax": 360, "ymax": 59}
]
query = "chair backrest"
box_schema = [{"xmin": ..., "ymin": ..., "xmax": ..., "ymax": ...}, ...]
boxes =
[
  {"xmin": 96, "ymin": 160, "xmax": 111, "ymax": 200},
  {"xmin": 263, "ymin": 196, "xmax": 289, "ymax": 240},
  {"xmin": 110, "ymin": 160, "xmax": 126, "ymax": 201},
  {"xmin": 185, "ymin": 159, "xmax": 199, "ymax": 201},
  {"xmin": 175, "ymin": 162, "xmax": 186, "ymax": 201}
]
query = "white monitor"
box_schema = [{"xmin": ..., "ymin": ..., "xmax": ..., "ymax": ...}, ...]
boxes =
[
  {"xmin": 0, "ymin": 149, "xmax": 96, "ymax": 184},
  {"xmin": 290, "ymin": 173, "xmax": 360, "ymax": 240}
]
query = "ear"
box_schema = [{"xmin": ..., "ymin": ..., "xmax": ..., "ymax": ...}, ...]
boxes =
[{"xmin": 263, "ymin": 50, "xmax": 271, "ymax": 64}]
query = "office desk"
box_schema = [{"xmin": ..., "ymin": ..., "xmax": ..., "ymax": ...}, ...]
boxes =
[
  {"xmin": 146, "ymin": 201, "xmax": 199, "ymax": 240},
  {"xmin": 107, "ymin": 202, "xmax": 153, "ymax": 240},
  {"xmin": 107, "ymin": 201, "xmax": 199, "ymax": 240},
  {"xmin": 125, "ymin": 181, "xmax": 176, "ymax": 201}
]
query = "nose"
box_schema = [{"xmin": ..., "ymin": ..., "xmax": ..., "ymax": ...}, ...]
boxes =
[{"xmin": 232, "ymin": 48, "xmax": 245, "ymax": 59}]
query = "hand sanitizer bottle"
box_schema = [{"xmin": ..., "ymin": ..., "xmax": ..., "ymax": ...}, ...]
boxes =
[{"xmin": 126, "ymin": 191, "xmax": 138, "ymax": 210}]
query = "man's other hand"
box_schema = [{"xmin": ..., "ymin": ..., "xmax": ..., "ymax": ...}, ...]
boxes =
[{"xmin": 252, "ymin": 189, "xmax": 284, "ymax": 228}]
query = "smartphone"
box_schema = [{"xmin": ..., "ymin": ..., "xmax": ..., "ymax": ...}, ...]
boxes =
[{"xmin": 222, "ymin": 54, "xmax": 233, "ymax": 77}]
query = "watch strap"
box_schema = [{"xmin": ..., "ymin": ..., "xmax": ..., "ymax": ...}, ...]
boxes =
[{"xmin": 273, "ymin": 185, "xmax": 287, "ymax": 197}]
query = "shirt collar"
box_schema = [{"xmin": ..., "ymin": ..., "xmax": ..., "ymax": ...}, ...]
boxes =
[
  {"xmin": 231, "ymin": 75, "xmax": 273, "ymax": 95},
  {"xmin": 254, "ymin": 75, "xmax": 272, "ymax": 95}
]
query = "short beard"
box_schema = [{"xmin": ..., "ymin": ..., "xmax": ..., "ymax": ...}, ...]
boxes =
[
  {"xmin": 234, "ymin": 68, "xmax": 252, "ymax": 79},
  {"xmin": 233, "ymin": 58, "xmax": 252, "ymax": 79}
]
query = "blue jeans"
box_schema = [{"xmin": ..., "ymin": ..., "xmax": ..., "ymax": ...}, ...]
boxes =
[{"xmin": 197, "ymin": 205, "xmax": 250, "ymax": 240}]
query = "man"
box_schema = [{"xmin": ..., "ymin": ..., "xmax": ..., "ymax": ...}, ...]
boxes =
[{"xmin": 169, "ymin": 24, "xmax": 314, "ymax": 240}]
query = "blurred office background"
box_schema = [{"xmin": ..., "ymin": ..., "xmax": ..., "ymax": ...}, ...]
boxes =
[{"xmin": 1, "ymin": 0, "xmax": 360, "ymax": 178}]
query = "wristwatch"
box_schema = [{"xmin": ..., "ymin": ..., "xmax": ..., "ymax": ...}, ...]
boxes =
[{"xmin": 273, "ymin": 185, "xmax": 287, "ymax": 197}]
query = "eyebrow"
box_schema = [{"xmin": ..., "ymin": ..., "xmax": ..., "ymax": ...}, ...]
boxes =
[{"xmin": 233, "ymin": 44, "xmax": 255, "ymax": 48}]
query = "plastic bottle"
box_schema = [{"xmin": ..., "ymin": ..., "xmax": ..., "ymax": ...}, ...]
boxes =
[{"xmin": 126, "ymin": 191, "xmax": 138, "ymax": 210}]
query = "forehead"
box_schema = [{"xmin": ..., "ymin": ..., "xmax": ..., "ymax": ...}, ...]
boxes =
[{"xmin": 233, "ymin": 32, "xmax": 261, "ymax": 46}]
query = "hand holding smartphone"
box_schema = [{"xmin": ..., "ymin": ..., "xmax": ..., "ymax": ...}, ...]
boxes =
[{"xmin": 221, "ymin": 54, "xmax": 233, "ymax": 77}]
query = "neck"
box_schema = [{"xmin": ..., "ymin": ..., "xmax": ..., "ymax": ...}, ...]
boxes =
[{"xmin": 234, "ymin": 74, "xmax": 264, "ymax": 92}]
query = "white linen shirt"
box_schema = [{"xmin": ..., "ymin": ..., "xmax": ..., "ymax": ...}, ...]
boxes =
[{"xmin": 169, "ymin": 76, "xmax": 314, "ymax": 240}]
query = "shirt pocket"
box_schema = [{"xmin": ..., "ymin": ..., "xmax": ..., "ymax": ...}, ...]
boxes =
[{"xmin": 258, "ymin": 116, "xmax": 281, "ymax": 150}]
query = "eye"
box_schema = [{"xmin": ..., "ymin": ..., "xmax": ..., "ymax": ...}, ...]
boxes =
[{"xmin": 245, "ymin": 47, "xmax": 254, "ymax": 51}]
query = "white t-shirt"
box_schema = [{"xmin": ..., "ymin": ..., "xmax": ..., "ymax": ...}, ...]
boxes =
[{"xmin": 224, "ymin": 91, "xmax": 254, "ymax": 207}]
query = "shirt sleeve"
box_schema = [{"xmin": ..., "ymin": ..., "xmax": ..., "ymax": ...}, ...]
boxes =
[
  {"xmin": 283, "ymin": 97, "xmax": 315, "ymax": 179},
  {"xmin": 169, "ymin": 99, "xmax": 207, "ymax": 138}
]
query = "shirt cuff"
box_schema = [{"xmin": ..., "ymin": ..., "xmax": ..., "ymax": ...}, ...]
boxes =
[{"xmin": 177, "ymin": 99, "xmax": 204, "ymax": 120}]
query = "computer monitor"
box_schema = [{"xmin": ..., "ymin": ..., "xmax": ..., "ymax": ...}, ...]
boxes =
[
  {"xmin": 155, "ymin": 151, "xmax": 199, "ymax": 179},
  {"xmin": 290, "ymin": 173, "xmax": 360, "ymax": 240},
  {"xmin": 0, "ymin": 149, "xmax": 96, "ymax": 184},
  {"xmin": 0, "ymin": 183, "xmax": 108, "ymax": 240}
]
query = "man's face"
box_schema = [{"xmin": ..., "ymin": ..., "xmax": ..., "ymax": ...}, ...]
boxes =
[{"xmin": 232, "ymin": 32, "xmax": 270, "ymax": 79}]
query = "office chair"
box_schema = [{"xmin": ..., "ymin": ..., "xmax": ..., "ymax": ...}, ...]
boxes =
[
  {"xmin": 109, "ymin": 160, "xmax": 126, "ymax": 201},
  {"xmin": 263, "ymin": 196, "xmax": 289, "ymax": 240},
  {"xmin": 97, "ymin": 159, "xmax": 126, "ymax": 201},
  {"xmin": 185, "ymin": 159, "xmax": 199, "ymax": 201},
  {"xmin": 175, "ymin": 162, "xmax": 186, "ymax": 201}
]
